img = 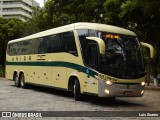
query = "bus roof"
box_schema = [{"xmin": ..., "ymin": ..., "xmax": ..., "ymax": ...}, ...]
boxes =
[
  {"xmin": 74, "ymin": 22, "xmax": 136, "ymax": 36},
  {"xmin": 8, "ymin": 22, "xmax": 136, "ymax": 43}
]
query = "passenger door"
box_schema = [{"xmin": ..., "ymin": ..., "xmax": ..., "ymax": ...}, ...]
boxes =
[
  {"xmin": 85, "ymin": 43, "xmax": 99, "ymax": 93},
  {"xmin": 86, "ymin": 43, "xmax": 99, "ymax": 70}
]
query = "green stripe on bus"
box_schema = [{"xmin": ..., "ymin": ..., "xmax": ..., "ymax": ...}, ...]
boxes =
[{"xmin": 6, "ymin": 61, "xmax": 98, "ymax": 78}]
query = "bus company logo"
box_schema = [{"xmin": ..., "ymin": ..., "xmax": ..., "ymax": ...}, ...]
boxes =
[{"xmin": 2, "ymin": 112, "xmax": 11, "ymax": 117}]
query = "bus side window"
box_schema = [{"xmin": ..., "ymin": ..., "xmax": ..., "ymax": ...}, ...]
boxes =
[
  {"xmin": 12, "ymin": 43, "xmax": 17, "ymax": 55},
  {"xmin": 37, "ymin": 37, "xmax": 47, "ymax": 54},
  {"xmin": 7, "ymin": 43, "xmax": 13, "ymax": 56},
  {"xmin": 47, "ymin": 34, "xmax": 61, "ymax": 53},
  {"xmin": 61, "ymin": 32, "xmax": 78, "ymax": 56}
]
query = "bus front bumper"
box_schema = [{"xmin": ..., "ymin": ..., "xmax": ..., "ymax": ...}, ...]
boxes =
[{"xmin": 98, "ymin": 81, "xmax": 145, "ymax": 97}]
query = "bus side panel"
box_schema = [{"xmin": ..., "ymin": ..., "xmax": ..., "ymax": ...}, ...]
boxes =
[
  {"xmin": 53, "ymin": 67, "xmax": 67, "ymax": 89},
  {"xmin": 84, "ymin": 75, "xmax": 98, "ymax": 95},
  {"xmin": 28, "ymin": 66, "xmax": 52, "ymax": 86},
  {"xmin": 5, "ymin": 55, "xmax": 13, "ymax": 79},
  {"xmin": 5, "ymin": 65, "xmax": 13, "ymax": 80}
]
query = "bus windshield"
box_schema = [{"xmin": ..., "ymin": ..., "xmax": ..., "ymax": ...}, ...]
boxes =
[
  {"xmin": 101, "ymin": 33, "xmax": 145, "ymax": 79},
  {"xmin": 77, "ymin": 29, "xmax": 145, "ymax": 79}
]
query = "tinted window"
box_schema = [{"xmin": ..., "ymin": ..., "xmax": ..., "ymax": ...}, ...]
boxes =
[
  {"xmin": 86, "ymin": 43, "xmax": 98, "ymax": 69},
  {"xmin": 36, "ymin": 34, "xmax": 61, "ymax": 54},
  {"xmin": 7, "ymin": 43, "xmax": 17, "ymax": 55},
  {"xmin": 24, "ymin": 40, "xmax": 35, "ymax": 54},
  {"xmin": 77, "ymin": 29, "xmax": 98, "ymax": 63},
  {"xmin": 77, "ymin": 29, "xmax": 98, "ymax": 51},
  {"xmin": 61, "ymin": 32, "xmax": 77, "ymax": 56},
  {"xmin": 47, "ymin": 34, "xmax": 61, "ymax": 53},
  {"xmin": 37, "ymin": 37, "xmax": 48, "ymax": 54},
  {"xmin": 7, "ymin": 40, "xmax": 35, "ymax": 56},
  {"xmin": 7, "ymin": 31, "xmax": 77, "ymax": 56}
]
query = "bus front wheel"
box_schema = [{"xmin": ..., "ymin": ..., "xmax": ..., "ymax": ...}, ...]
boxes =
[
  {"xmin": 14, "ymin": 73, "xmax": 20, "ymax": 87},
  {"xmin": 73, "ymin": 79, "xmax": 81, "ymax": 101}
]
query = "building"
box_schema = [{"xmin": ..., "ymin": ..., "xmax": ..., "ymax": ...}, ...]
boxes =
[{"xmin": 0, "ymin": 0, "xmax": 39, "ymax": 21}]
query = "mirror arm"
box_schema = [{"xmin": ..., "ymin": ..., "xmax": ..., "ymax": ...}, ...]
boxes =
[
  {"xmin": 140, "ymin": 42, "xmax": 154, "ymax": 59},
  {"xmin": 86, "ymin": 37, "xmax": 106, "ymax": 55}
]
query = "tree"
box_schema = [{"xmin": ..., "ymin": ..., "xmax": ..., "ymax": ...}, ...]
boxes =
[
  {"xmin": 35, "ymin": 0, "xmax": 106, "ymax": 28},
  {"xmin": 104, "ymin": 0, "xmax": 160, "ymax": 81},
  {"xmin": 0, "ymin": 18, "xmax": 24, "ymax": 65}
]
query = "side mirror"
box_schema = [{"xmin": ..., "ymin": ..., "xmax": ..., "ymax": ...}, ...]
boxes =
[
  {"xmin": 140, "ymin": 42, "xmax": 154, "ymax": 59},
  {"xmin": 86, "ymin": 37, "xmax": 105, "ymax": 55}
]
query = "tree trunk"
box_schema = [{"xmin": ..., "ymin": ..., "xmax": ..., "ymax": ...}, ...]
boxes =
[{"xmin": 153, "ymin": 43, "xmax": 160, "ymax": 86}]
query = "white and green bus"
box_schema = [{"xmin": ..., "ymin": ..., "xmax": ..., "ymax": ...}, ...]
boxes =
[{"xmin": 5, "ymin": 22, "xmax": 154, "ymax": 100}]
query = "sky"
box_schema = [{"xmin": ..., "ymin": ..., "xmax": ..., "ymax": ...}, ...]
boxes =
[{"xmin": 35, "ymin": 0, "xmax": 44, "ymax": 7}]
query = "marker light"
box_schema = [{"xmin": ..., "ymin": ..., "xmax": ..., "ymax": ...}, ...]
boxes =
[
  {"xmin": 105, "ymin": 89, "xmax": 110, "ymax": 94},
  {"xmin": 141, "ymin": 90, "xmax": 144, "ymax": 94},
  {"xmin": 106, "ymin": 80, "xmax": 112, "ymax": 85},
  {"xmin": 141, "ymin": 82, "xmax": 145, "ymax": 86},
  {"xmin": 103, "ymin": 34, "xmax": 119, "ymax": 39}
]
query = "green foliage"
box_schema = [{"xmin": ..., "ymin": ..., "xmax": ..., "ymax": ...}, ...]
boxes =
[
  {"xmin": 0, "ymin": 17, "xmax": 24, "ymax": 65},
  {"xmin": 29, "ymin": 0, "xmax": 106, "ymax": 29},
  {"xmin": 103, "ymin": 0, "xmax": 124, "ymax": 26},
  {"xmin": 103, "ymin": 0, "xmax": 160, "ymax": 77}
]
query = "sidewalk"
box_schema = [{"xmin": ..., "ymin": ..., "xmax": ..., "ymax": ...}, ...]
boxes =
[{"xmin": 145, "ymin": 83, "xmax": 160, "ymax": 91}]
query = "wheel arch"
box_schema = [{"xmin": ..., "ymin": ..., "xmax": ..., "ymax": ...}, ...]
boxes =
[
  {"xmin": 68, "ymin": 75, "xmax": 80, "ymax": 92},
  {"xmin": 19, "ymin": 70, "xmax": 24, "ymax": 77},
  {"xmin": 13, "ymin": 70, "xmax": 18, "ymax": 80}
]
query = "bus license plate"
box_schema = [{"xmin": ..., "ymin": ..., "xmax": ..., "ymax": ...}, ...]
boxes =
[{"xmin": 124, "ymin": 91, "xmax": 132, "ymax": 95}]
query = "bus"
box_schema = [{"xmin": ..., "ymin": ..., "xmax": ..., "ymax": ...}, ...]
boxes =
[{"xmin": 5, "ymin": 22, "xmax": 154, "ymax": 100}]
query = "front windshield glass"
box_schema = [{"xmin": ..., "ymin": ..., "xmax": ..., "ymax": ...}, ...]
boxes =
[
  {"xmin": 77, "ymin": 29, "xmax": 145, "ymax": 79},
  {"xmin": 101, "ymin": 33, "xmax": 144, "ymax": 79}
]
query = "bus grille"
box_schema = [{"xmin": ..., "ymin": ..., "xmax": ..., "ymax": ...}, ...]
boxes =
[{"xmin": 111, "ymin": 84, "xmax": 141, "ymax": 89}]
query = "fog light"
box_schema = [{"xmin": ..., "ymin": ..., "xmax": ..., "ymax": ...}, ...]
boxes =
[
  {"xmin": 141, "ymin": 90, "xmax": 144, "ymax": 94},
  {"xmin": 105, "ymin": 89, "xmax": 110, "ymax": 94},
  {"xmin": 141, "ymin": 82, "xmax": 145, "ymax": 86},
  {"xmin": 106, "ymin": 80, "xmax": 112, "ymax": 85}
]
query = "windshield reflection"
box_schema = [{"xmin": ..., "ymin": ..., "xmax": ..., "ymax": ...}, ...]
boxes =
[
  {"xmin": 76, "ymin": 29, "xmax": 145, "ymax": 79},
  {"xmin": 101, "ymin": 34, "xmax": 145, "ymax": 79}
]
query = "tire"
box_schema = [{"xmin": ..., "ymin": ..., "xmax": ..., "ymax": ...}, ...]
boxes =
[
  {"xmin": 20, "ymin": 74, "xmax": 27, "ymax": 88},
  {"xmin": 73, "ymin": 79, "xmax": 81, "ymax": 101},
  {"xmin": 13, "ymin": 74, "xmax": 20, "ymax": 87}
]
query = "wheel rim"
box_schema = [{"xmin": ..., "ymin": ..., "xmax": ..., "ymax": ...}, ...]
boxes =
[
  {"xmin": 14, "ymin": 75, "xmax": 18, "ymax": 84},
  {"xmin": 20, "ymin": 75, "xmax": 25, "ymax": 87},
  {"xmin": 21, "ymin": 78, "xmax": 24, "ymax": 87},
  {"xmin": 73, "ymin": 84, "xmax": 75, "ymax": 94}
]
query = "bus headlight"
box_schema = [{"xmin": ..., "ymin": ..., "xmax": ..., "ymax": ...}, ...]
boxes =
[
  {"xmin": 141, "ymin": 90, "xmax": 144, "ymax": 94},
  {"xmin": 105, "ymin": 89, "xmax": 110, "ymax": 94},
  {"xmin": 141, "ymin": 82, "xmax": 145, "ymax": 86},
  {"xmin": 106, "ymin": 80, "xmax": 112, "ymax": 85}
]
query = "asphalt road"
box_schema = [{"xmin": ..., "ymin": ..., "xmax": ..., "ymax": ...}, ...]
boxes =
[{"xmin": 0, "ymin": 78, "xmax": 160, "ymax": 120}]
